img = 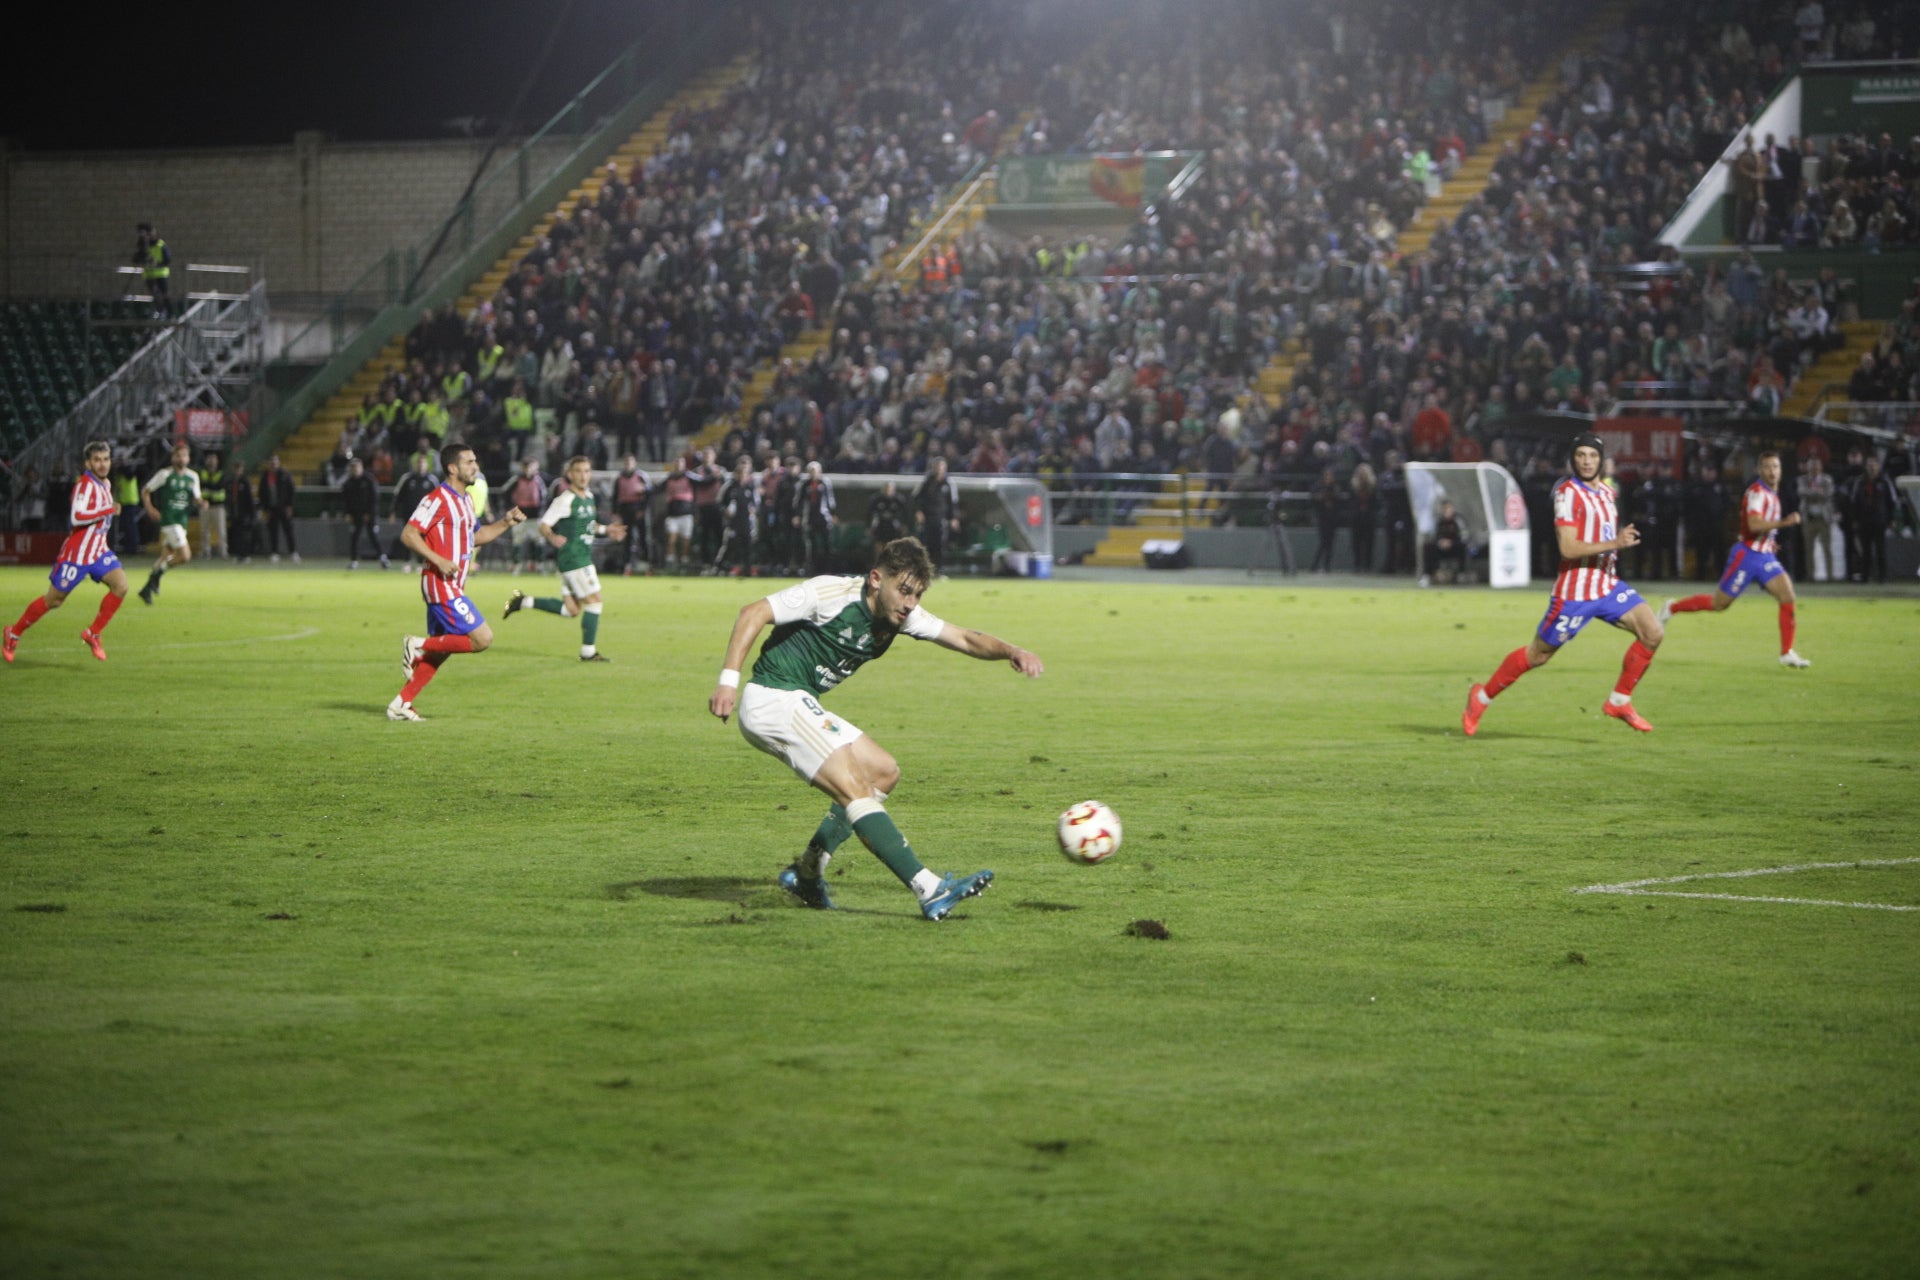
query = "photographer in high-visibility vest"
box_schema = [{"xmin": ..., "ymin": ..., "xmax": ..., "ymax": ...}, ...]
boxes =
[{"xmin": 134, "ymin": 222, "xmax": 172, "ymax": 319}]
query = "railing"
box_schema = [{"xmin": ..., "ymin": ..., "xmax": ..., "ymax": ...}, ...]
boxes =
[
  {"xmin": 1599, "ymin": 398, "xmax": 1747, "ymax": 418},
  {"xmin": 10, "ymin": 281, "xmax": 267, "ymax": 480},
  {"xmin": 1143, "ymin": 151, "xmax": 1205, "ymax": 227},
  {"xmin": 1043, "ymin": 470, "xmax": 1300, "ymax": 529},
  {"xmin": 1813, "ymin": 400, "xmax": 1919, "ymax": 440},
  {"xmin": 274, "ymin": 20, "xmax": 731, "ymax": 366},
  {"xmin": 892, "ymin": 158, "xmax": 995, "ymax": 282}
]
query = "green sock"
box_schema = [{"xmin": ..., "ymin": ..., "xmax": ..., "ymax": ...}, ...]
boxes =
[
  {"xmin": 581, "ymin": 609, "xmax": 600, "ymax": 647},
  {"xmin": 533, "ymin": 597, "xmax": 565, "ymax": 615},
  {"xmin": 852, "ymin": 809, "xmax": 926, "ymax": 887},
  {"xmin": 810, "ymin": 803, "xmax": 852, "ymax": 856}
]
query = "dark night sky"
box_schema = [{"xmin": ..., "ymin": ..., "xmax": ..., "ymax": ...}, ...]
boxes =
[{"xmin": 4, "ymin": 0, "xmax": 710, "ymax": 151}]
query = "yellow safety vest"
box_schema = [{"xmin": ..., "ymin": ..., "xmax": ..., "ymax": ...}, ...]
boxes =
[
  {"xmin": 504, "ymin": 396, "xmax": 534, "ymax": 433},
  {"xmin": 145, "ymin": 239, "xmax": 170, "ymax": 281}
]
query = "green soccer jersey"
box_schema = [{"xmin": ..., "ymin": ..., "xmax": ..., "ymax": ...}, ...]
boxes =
[
  {"xmin": 539, "ymin": 488, "xmax": 600, "ymax": 573},
  {"xmin": 750, "ymin": 576, "xmax": 944, "ymax": 696},
  {"xmin": 144, "ymin": 467, "xmax": 201, "ymax": 525}
]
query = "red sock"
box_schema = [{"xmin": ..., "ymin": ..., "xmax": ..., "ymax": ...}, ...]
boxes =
[
  {"xmin": 89, "ymin": 593, "xmax": 124, "ymax": 635},
  {"xmin": 12, "ymin": 596, "xmax": 49, "ymax": 634},
  {"xmin": 1670, "ymin": 594, "xmax": 1714, "ymax": 614},
  {"xmin": 1779, "ymin": 601, "xmax": 1796, "ymax": 654},
  {"xmin": 401, "ymin": 652, "xmax": 448, "ymax": 702},
  {"xmin": 421, "ymin": 634, "xmax": 476, "ymax": 654},
  {"xmin": 1484, "ymin": 647, "xmax": 1533, "ymax": 699},
  {"xmin": 1614, "ymin": 641, "xmax": 1656, "ymax": 698}
]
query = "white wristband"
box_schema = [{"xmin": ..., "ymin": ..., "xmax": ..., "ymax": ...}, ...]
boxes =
[{"xmin": 718, "ymin": 668, "xmax": 741, "ymax": 688}]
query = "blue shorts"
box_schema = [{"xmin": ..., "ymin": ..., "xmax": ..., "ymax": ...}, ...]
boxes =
[
  {"xmin": 50, "ymin": 552, "xmax": 122, "ymax": 593},
  {"xmin": 427, "ymin": 595, "xmax": 485, "ymax": 637},
  {"xmin": 1718, "ymin": 544, "xmax": 1786, "ymax": 598},
  {"xmin": 1536, "ymin": 586, "xmax": 1647, "ymax": 648}
]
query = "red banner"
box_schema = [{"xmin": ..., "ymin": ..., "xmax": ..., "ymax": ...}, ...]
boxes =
[
  {"xmin": 1088, "ymin": 156, "xmax": 1146, "ymax": 209},
  {"xmin": 1594, "ymin": 416, "xmax": 1684, "ymax": 479},
  {"xmin": 0, "ymin": 532, "xmax": 65, "ymax": 565},
  {"xmin": 174, "ymin": 407, "xmax": 249, "ymax": 445}
]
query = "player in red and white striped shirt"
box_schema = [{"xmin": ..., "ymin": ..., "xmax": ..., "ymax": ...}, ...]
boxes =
[
  {"xmin": 1462, "ymin": 433, "xmax": 1667, "ymax": 736},
  {"xmin": 5, "ymin": 441, "xmax": 130, "ymax": 664},
  {"xmin": 386, "ymin": 443, "xmax": 527, "ymax": 720},
  {"xmin": 1658, "ymin": 451, "xmax": 1809, "ymax": 668}
]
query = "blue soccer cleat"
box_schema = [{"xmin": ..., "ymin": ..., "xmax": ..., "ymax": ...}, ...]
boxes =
[
  {"xmin": 778, "ymin": 865, "xmax": 835, "ymax": 910},
  {"xmin": 921, "ymin": 869, "xmax": 993, "ymax": 921}
]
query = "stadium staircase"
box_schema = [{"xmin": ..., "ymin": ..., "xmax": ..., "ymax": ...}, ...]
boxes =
[
  {"xmin": 1781, "ymin": 320, "xmax": 1883, "ymax": 418},
  {"xmin": 687, "ymin": 120, "xmax": 1018, "ymax": 456},
  {"xmin": 1249, "ymin": 1, "xmax": 1628, "ymax": 414},
  {"xmin": 271, "ymin": 59, "xmax": 749, "ymax": 482},
  {"xmin": 1078, "ymin": 5, "xmax": 1633, "ymax": 567}
]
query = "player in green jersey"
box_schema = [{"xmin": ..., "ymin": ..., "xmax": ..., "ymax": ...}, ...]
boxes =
[
  {"xmin": 708, "ymin": 536, "xmax": 1044, "ymax": 921},
  {"xmin": 138, "ymin": 442, "xmax": 207, "ymax": 604},
  {"xmin": 502, "ymin": 456, "xmax": 625, "ymax": 661}
]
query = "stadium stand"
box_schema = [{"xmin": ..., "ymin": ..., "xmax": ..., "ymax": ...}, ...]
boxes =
[
  {"xmin": 146, "ymin": 0, "xmax": 1913, "ymax": 576},
  {"xmin": 0, "ymin": 301, "xmax": 150, "ymax": 453}
]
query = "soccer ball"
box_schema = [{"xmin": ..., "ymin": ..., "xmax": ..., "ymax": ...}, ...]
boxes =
[{"xmin": 1057, "ymin": 800, "xmax": 1122, "ymax": 865}]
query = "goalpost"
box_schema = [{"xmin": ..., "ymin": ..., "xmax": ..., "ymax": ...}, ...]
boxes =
[{"xmin": 1405, "ymin": 462, "xmax": 1531, "ymax": 588}]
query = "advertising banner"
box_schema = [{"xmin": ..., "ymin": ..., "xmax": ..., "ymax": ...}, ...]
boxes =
[
  {"xmin": 1594, "ymin": 416, "xmax": 1685, "ymax": 479},
  {"xmin": 174, "ymin": 407, "xmax": 248, "ymax": 445},
  {"xmin": 995, "ymin": 152, "xmax": 1199, "ymax": 208}
]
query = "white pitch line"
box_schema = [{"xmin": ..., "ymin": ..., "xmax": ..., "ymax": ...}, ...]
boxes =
[
  {"xmin": 149, "ymin": 627, "xmax": 321, "ymax": 651},
  {"xmin": 1574, "ymin": 857, "xmax": 1920, "ymax": 913}
]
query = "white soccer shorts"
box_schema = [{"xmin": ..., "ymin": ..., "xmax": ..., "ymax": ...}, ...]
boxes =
[
  {"xmin": 158, "ymin": 523, "xmax": 189, "ymax": 550},
  {"xmin": 560, "ymin": 564, "xmax": 601, "ymax": 600},
  {"xmin": 664, "ymin": 513, "xmax": 694, "ymax": 541},
  {"xmin": 738, "ymin": 682, "xmax": 864, "ymax": 782}
]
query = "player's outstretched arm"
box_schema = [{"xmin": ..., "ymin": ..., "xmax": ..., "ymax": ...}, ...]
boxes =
[
  {"xmin": 933, "ymin": 622, "xmax": 1044, "ymax": 677},
  {"xmin": 710, "ymin": 597, "xmax": 775, "ymax": 721}
]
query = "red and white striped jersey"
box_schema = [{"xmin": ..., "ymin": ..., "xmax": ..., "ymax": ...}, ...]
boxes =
[
  {"xmin": 58, "ymin": 472, "xmax": 116, "ymax": 567},
  {"xmin": 1739, "ymin": 481, "xmax": 1780, "ymax": 552},
  {"xmin": 409, "ymin": 481, "xmax": 477, "ymax": 603},
  {"xmin": 1551, "ymin": 476, "xmax": 1621, "ymax": 601}
]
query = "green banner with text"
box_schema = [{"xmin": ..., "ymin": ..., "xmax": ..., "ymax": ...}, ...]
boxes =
[
  {"xmin": 995, "ymin": 152, "xmax": 1201, "ymax": 209},
  {"xmin": 1801, "ymin": 66, "xmax": 1920, "ymax": 139}
]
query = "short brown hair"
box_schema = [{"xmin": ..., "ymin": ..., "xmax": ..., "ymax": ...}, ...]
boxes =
[
  {"xmin": 1758, "ymin": 450, "xmax": 1781, "ymax": 464},
  {"xmin": 566, "ymin": 454, "xmax": 593, "ymax": 471},
  {"xmin": 874, "ymin": 536, "xmax": 934, "ymax": 589}
]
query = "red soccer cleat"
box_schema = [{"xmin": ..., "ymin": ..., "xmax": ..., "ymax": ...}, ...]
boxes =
[
  {"xmin": 1603, "ymin": 700, "xmax": 1653, "ymax": 733},
  {"xmin": 80, "ymin": 628, "xmax": 107, "ymax": 662},
  {"xmin": 2, "ymin": 628, "xmax": 17, "ymax": 664},
  {"xmin": 1461, "ymin": 683, "xmax": 1488, "ymax": 737}
]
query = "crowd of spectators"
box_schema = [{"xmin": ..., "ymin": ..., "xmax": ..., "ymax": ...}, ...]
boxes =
[{"xmin": 79, "ymin": 0, "xmax": 1904, "ymax": 581}]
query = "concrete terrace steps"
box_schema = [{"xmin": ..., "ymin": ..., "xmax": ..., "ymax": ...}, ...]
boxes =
[
  {"xmin": 1082, "ymin": 525, "xmax": 1161, "ymax": 567},
  {"xmin": 1248, "ymin": 5, "xmax": 1626, "ymax": 407},
  {"xmin": 1781, "ymin": 319, "xmax": 1885, "ymax": 418},
  {"xmin": 687, "ymin": 115, "xmax": 1029, "ymax": 455},
  {"xmin": 275, "ymin": 58, "xmax": 752, "ymax": 479}
]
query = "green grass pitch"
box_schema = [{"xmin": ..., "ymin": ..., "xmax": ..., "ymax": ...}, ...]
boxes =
[{"xmin": 2, "ymin": 563, "xmax": 1917, "ymax": 1278}]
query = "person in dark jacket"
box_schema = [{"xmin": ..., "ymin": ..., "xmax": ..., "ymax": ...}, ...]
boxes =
[
  {"xmin": 257, "ymin": 454, "xmax": 298, "ymax": 562},
  {"xmin": 341, "ymin": 457, "xmax": 387, "ymax": 569}
]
